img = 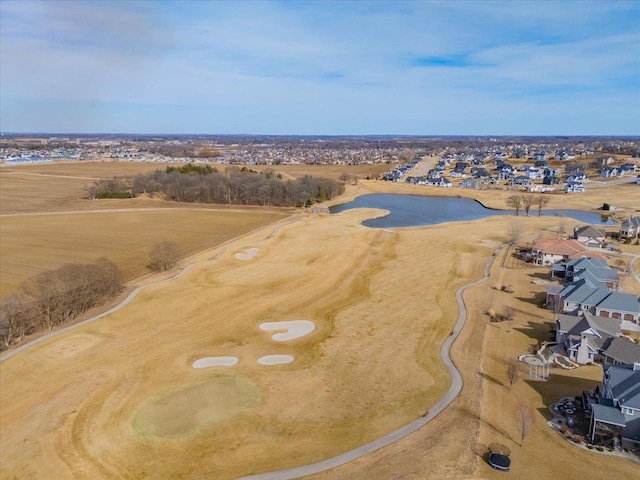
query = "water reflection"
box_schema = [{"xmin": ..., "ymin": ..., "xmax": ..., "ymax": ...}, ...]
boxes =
[{"xmin": 329, "ymin": 194, "xmax": 616, "ymax": 228}]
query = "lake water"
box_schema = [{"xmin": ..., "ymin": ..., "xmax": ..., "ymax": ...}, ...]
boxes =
[{"xmin": 329, "ymin": 194, "xmax": 616, "ymax": 228}]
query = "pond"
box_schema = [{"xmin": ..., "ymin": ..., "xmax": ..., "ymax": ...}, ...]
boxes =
[{"xmin": 329, "ymin": 194, "xmax": 616, "ymax": 228}]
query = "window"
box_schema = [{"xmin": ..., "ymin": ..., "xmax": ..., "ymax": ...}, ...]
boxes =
[{"xmin": 623, "ymin": 408, "xmax": 634, "ymax": 415}]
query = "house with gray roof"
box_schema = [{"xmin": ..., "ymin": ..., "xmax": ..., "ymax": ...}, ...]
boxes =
[
  {"xmin": 573, "ymin": 225, "xmax": 606, "ymax": 249},
  {"xmin": 620, "ymin": 216, "xmax": 640, "ymax": 240},
  {"xmin": 595, "ymin": 292, "xmax": 640, "ymax": 324},
  {"xmin": 556, "ymin": 312, "xmax": 640, "ymax": 365},
  {"xmin": 585, "ymin": 363, "xmax": 640, "ymax": 448},
  {"xmin": 551, "ymin": 257, "xmax": 617, "ymax": 289},
  {"xmin": 549, "ymin": 280, "xmax": 640, "ymax": 325}
]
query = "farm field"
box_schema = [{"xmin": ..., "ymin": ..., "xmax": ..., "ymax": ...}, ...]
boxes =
[
  {"xmin": 0, "ymin": 161, "xmax": 175, "ymax": 214},
  {"xmin": 252, "ymin": 163, "xmax": 392, "ymax": 181},
  {"xmin": 0, "ymin": 209, "xmax": 288, "ymax": 297},
  {"xmin": 1, "ymin": 165, "xmax": 639, "ymax": 479}
]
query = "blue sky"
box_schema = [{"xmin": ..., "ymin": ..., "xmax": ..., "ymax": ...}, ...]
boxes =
[{"xmin": 1, "ymin": 0, "xmax": 639, "ymax": 135}]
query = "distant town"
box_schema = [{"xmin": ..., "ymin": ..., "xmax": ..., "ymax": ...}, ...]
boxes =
[{"xmin": 2, "ymin": 134, "xmax": 639, "ymax": 168}]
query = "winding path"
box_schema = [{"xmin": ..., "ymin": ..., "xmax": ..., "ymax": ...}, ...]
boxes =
[
  {"xmin": 1, "ymin": 224, "xmax": 505, "ymax": 479},
  {"xmin": 238, "ymin": 244, "xmax": 504, "ymax": 480}
]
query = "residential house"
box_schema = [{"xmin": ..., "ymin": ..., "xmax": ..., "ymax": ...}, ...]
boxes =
[
  {"xmin": 599, "ymin": 166, "xmax": 620, "ymax": 178},
  {"xmin": 584, "ymin": 363, "xmax": 640, "ymax": 448},
  {"xmin": 548, "ymin": 278, "xmax": 640, "ymax": 327},
  {"xmin": 451, "ymin": 162, "xmax": 469, "ymax": 178},
  {"xmin": 471, "ymin": 167, "xmax": 492, "ymax": 180},
  {"xmin": 620, "ymin": 216, "xmax": 640, "ymax": 240},
  {"xmin": 427, "ymin": 168, "xmax": 442, "ymax": 179},
  {"xmin": 459, "ymin": 178, "xmax": 481, "ymax": 189},
  {"xmin": 573, "ymin": 225, "xmax": 606, "ymax": 249},
  {"xmin": 554, "ymin": 312, "xmax": 640, "ymax": 365},
  {"xmin": 567, "ymin": 173, "xmax": 589, "ymax": 183},
  {"xmin": 565, "ymin": 181, "xmax": 586, "ymax": 193},
  {"xmin": 425, "ymin": 177, "xmax": 452, "ymax": 187},
  {"xmin": 619, "ymin": 163, "xmax": 637, "ymax": 175},
  {"xmin": 532, "ymin": 151, "xmax": 548, "ymax": 162},
  {"xmin": 511, "ymin": 175, "xmax": 533, "ymax": 187},
  {"xmin": 531, "ymin": 239, "xmax": 587, "ymax": 266},
  {"xmin": 551, "ymin": 257, "xmax": 616, "ymax": 289},
  {"xmin": 534, "ymin": 159, "xmax": 549, "ymax": 168}
]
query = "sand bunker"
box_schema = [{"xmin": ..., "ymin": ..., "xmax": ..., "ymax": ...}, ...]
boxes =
[
  {"xmin": 134, "ymin": 377, "xmax": 261, "ymax": 437},
  {"xmin": 259, "ymin": 320, "xmax": 316, "ymax": 341},
  {"xmin": 192, "ymin": 356, "xmax": 239, "ymax": 368},
  {"xmin": 235, "ymin": 247, "xmax": 260, "ymax": 260},
  {"xmin": 257, "ymin": 355, "xmax": 294, "ymax": 365}
]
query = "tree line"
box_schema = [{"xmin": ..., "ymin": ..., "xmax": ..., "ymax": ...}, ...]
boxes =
[
  {"xmin": 0, "ymin": 259, "xmax": 124, "ymax": 350},
  {"xmin": 505, "ymin": 194, "xmax": 550, "ymax": 216},
  {"xmin": 89, "ymin": 165, "xmax": 344, "ymax": 207}
]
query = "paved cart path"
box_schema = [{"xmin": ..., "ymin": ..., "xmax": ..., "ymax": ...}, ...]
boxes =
[{"xmin": 238, "ymin": 244, "xmax": 504, "ymax": 480}]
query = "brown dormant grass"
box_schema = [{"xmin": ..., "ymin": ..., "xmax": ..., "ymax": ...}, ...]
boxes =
[
  {"xmin": 0, "ymin": 209, "xmax": 288, "ymax": 297},
  {"xmin": 1, "ymin": 170, "xmax": 638, "ymax": 479}
]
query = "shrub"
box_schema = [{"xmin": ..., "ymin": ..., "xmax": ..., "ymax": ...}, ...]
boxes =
[
  {"xmin": 587, "ymin": 444, "xmax": 593, "ymax": 449},
  {"xmin": 602, "ymin": 203, "xmax": 610, "ymax": 211},
  {"xmin": 96, "ymin": 191, "xmax": 134, "ymax": 199},
  {"xmin": 596, "ymin": 446, "xmax": 604, "ymax": 452},
  {"xmin": 560, "ymin": 425, "xmax": 569, "ymax": 434},
  {"xmin": 574, "ymin": 435, "xmax": 583, "ymax": 444},
  {"xmin": 149, "ymin": 241, "xmax": 179, "ymax": 272}
]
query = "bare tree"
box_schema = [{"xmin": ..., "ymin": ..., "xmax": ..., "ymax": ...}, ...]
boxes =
[
  {"xmin": 557, "ymin": 215, "xmax": 566, "ymax": 235},
  {"xmin": 534, "ymin": 195, "xmax": 550, "ymax": 216},
  {"xmin": 515, "ymin": 403, "xmax": 535, "ymax": 446},
  {"xmin": 149, "ymin": 241, "xmax": 180, "ymax": 272},
  {"xmin": 339, "ymin": 173, "xmax": 353, "ymax": 184},
  {"xmin": 508, "ymin": 220, "xmax": 523, "ymax": 244},
  {"xmin": 522, "ymin": 195, "xmax": 534, "ymax": 216},
  {"xmin": 0, "ymin": 295, "xmax": 35, "ymax": 349},
  {"xmin": 504, "ymin": 305, "xmax": 516, "ymax": 321},
  {"xmin": 507, "ymin": 361, "xmax": 520, "ymax": 389},
  {"xmin": 506, "ymin": 194, "xmax": 523, "ymax": 216},
  {"xmin": 18, "ymin": 260, "xmax": 124, "ymax": 336}
]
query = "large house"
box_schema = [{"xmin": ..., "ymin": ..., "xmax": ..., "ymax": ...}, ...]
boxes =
[
  {"xmin": 620, "ymin": 216, "xmax": 640, "ymax": 240},
  {"xmin": 551, "ymin": 257, "xmax": 616, "ymax": 289},
  {"xmin": 531, "ymin": 239, "xmax": 587, "ymax": 265},
  {"xmin": 556, "ymin": 312, "xmax": 640, "ymax": 365},
  {"xmin": 564, "ymin": 181, "xmax": 586, "ymax": 193},
  {"xmin": 572, "ymin": 225, "xmax": 606, "ymax": 249},
  {"xmin": 584, "ymin": 363, "xmax": 640, "ymax": 448}
]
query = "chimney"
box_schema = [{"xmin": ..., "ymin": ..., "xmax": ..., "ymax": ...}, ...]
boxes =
[{"xmin": 634, "ymin": 361, "xmax": 640, "ymax": 371}]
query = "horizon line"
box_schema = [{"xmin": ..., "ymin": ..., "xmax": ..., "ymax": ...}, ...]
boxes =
[{"xmin": 2, "ymin": 132, "xmax": 640, "ymax": 139}]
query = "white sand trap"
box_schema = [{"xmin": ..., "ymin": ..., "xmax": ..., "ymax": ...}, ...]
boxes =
[
  {"xmin": 235, "ymin": 247, "xmax": 260, "ymax": 261},
  {"xmin": 259, "ymin": 320, "xmax": 316, "ymax": 341},
  {"xmin": 192, "ymin": 356, "xmax": 239, "ymax": 368},
  {"xmin": 257, "ymin": 355, "xmax": 294, "ymax": 365}
]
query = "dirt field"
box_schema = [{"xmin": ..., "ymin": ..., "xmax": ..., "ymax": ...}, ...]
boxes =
[
  {"xmin": 0, "ymin": 209, "xmax": 288, "ymax": 297},
  {"xmin": 252, "ymin": 163, "xmax": 392, "ymax": 182},
  {"xmin": 1, "ymin": 167, "xmax": 639, "ymax": 479}
]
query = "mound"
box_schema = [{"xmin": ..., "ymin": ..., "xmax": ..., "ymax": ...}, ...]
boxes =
[{"xmin": 134, "ymin": 377, "xmax": 261, "ymax": 437}]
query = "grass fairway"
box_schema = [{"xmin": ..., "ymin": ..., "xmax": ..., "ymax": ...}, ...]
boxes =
[
  {"xmin": 0, "ymin": 201, "xmax": 495, "ymax": 479},
  {"xmin": 1, "ymin": 173, "xmax": 638, "ymax": 479}
]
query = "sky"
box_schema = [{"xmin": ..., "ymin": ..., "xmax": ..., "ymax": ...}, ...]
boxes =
[{"xmin": 1, "ymin": 0, "xmax": 639, "ymax": 135}]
